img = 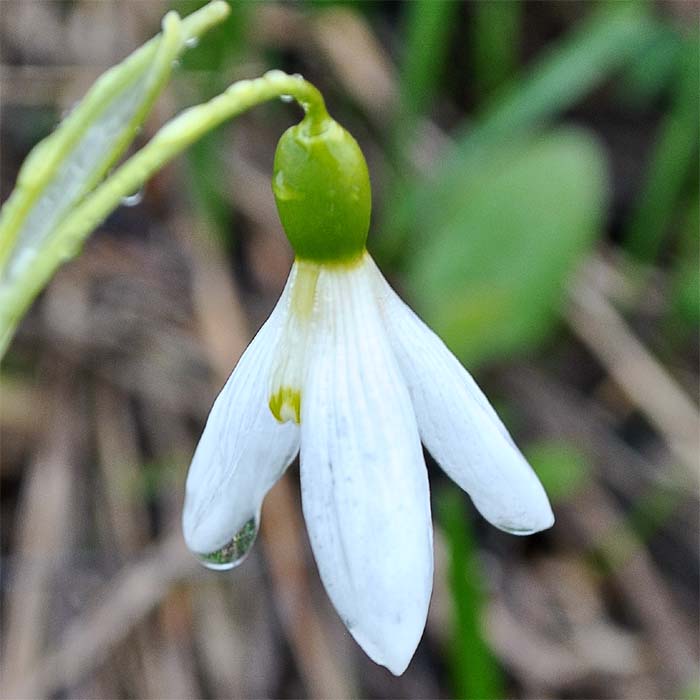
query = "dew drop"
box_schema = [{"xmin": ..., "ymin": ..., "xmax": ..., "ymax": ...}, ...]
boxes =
[
  {"xmin": 184, "ymin": 36, "xmax": 199, "ymax": 49},
  {"xmin": 272, "ymin": 171, "xmax": 303, "ymax": 202},
  {"xmin": 197, "ymin": 516, "xmax": 259, "ymax": 571},
  {"xmin": 499, "ymin": 524, "xmax": 539, "ymax": 535},
  {"xmin": 121, "ymin": 188, "xmax": 143, "ymax": 207},
  {"xmin": 279, "ymin": 94, "xmax": 294, "ymax": 103}
]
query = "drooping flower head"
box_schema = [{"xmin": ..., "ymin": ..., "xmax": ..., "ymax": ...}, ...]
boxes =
[{"xmin": 183, "ymin": 97, "xmax": 554, "ymax": 675}]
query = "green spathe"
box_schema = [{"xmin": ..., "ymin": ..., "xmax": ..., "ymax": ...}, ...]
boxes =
[{"xmin": 273, "ymin": 117, "xmax": 371, "ymax": 262}]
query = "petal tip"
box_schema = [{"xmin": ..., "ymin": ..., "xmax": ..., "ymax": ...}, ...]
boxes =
[
  {"xmin": 349, "ymin": 624, "xmax": 420, "ymax": 676},
  {"xmin": 496, "ymin": 499, "xmax": 555, "ymax": 536}
]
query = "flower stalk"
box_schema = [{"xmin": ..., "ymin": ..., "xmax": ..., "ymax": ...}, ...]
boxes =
[{"xmin": 0, "ymin": 3, "xmax": 328, "ymax": 357}]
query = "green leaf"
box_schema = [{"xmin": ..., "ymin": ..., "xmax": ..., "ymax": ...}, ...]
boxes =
[
  {"xmin": 380, "ymin": 1, "xmax": 658, "ymax": 251},
  {"xmin": 0, "ymin": 2, "xmax": 230, "ymax": 285},
  {"xmin": 399, "ymin": 0, "xmax": 459, "ymax": 120},
  {"xmin": 407, "ymin": 129, "xmax": 607, "ymax": 366},
  {"xmin": 176, "ymin": 0, "xmax": 250, "ymax": 81},
  {"xmin": 472, "ymin": 0, "xmax": 522, "ymax": 102},
  {"xmin": 617, "ymin": 23, "xmax": 685, "ymax": 107},
  {"xmin": 669, "ymin": 197, "xmax": 700, "ymax": 329},
  {"xmin": 0, "ymin": 69, "xmax": 328, "ymax": 358},
  {"xmin": 449, "ymin": 1, "xmax": 657, "ymax": 170},
  {"xmin": 624, "ymin": 36, "xmax": 700, "ymax": 262},
  {"xmin": 438, "ymin": 487, "xmax": 504, "ymax": 700},
  {"xmin": 0, "ymin": 13, "xmax": 180, "ymax": 282}
]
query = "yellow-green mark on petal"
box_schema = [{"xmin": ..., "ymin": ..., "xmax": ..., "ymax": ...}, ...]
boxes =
[{"xmin": 270, "ymin": 386, "xmax": 301, "ymax": 424}]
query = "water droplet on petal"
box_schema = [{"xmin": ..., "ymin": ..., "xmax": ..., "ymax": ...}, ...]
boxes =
[
  {"xmin": 499, "ymin": 524, "xmax": 540, "ymax": 535},
  {"xmin": 280, "ymin": 94, "xmax": 294, "ymax": 103},
  {"xmin": 196, "ymin": 516, "xmax": 259, "ymax": 571},
  {"xmin": 184, "ymin": 36, "xmax": 199, "ymax": 48},
  {"xmin": 121, "ymin": 188, "xmax": 143, "ymax": 207}
]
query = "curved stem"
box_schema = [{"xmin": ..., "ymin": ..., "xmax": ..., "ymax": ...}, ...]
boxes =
[{"xmin": 0, "ymin": 71, "xmax": 331, "ymax": 358}]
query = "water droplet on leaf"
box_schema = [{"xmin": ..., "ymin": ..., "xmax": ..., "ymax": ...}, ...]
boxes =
[
  {"xmin": 197, "ymin": 516, "xmax": 259, "ymax": 571},
  {"xmin": 280, "ymin": 94, "xmax": 294, "ymax": 103},
  {"xmin": 184, "ymin": 36, "xmax": 199, "ymax": 48},
  {"xmin": 121, "ymin": 189, "xmax": 143, "ymax": 207}
]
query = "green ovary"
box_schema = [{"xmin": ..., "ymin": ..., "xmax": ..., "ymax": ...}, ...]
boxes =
[
  {"xmin": 269, "ymin": 386, "xmax": 302, "ymax": 424},
  {"xmin": 272, "ymin": 117, "xmax": 371, "ymax": 263}
]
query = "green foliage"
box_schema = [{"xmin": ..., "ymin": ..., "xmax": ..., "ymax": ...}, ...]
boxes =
[
  {"xmin": 669, "ymin": 198, "xmax": 700, "ymax": 330},
  {"xmin": 399, "ymin": 0, "xmax": 459, "ymax": 121},
  {"xmin": 377, "ymin": 1, "xmax": 663, "ymax": 368},
  {"xmin": 618, "ymin": 23, "xmax": 685, "ymax": 107},
  {"xmin": 382, "ymin": 0, "xmax": 659, "ymax": 253},
  {"xmin": 176, "ymin": 0, "xmax": 250, "ymax": 81},
  {"xmin": 406, "ymin": 129, "xmax": 607, "ymax": 366},
  {"xmin": 174, "ymin": 0, "xmax": 252, "ymax": 247},
  {"xmin": 525, "ymin": 441, "xmax": 591, "ymax": 502},
  {"xmin": 624, "ymin": 36, "xmax": 700, "ymax": 262},
  {"xmin": 0, "ymin": 12, "xmax": 182, "ymax": 277},
  {"xmin": 0, "ymin": 3, "xmax": 232, "ymax": 358},
  {"xmin": 185, "ymin": 131, "xmax": 236, "ymax": 248},
  {"xmin": 454, "ymin": 1, "xmax": 658, "ymax": 157},
  {"xmin": 438, "ymin": 487, "xmax": 504, "ymax": 700},
  {"xmin": 472, "ymin": 0, "xmax": 522, "ymax": 102}
]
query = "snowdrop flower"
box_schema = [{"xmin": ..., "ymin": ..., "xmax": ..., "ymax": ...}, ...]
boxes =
[{"xmin": 183, "ymin": 111, "xmax": 554, "ymax": 675}]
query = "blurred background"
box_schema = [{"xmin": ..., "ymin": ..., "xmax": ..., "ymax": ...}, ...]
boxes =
[{"xmin": 1, "ymin": 1, "xmax": 698, "ymax": 698}]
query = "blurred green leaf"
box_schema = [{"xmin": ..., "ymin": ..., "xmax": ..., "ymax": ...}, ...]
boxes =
[
  {"xmin": 185, "ymin": 136, "xmax": 235, "ymax": 248},
  {"xmin": 175, "ymin": 0, "xmax": 250, "ymax": 81},
  {"xmin": 0, "ymin": 12, "xmax": 184, "ymax": 281},
  {"xmin": 407, "ymin": 129, "xmax": 607, "ymax": 365},
  {"xmin": 472, "ymin": 0, "xmax": 521, "ymax": 102},
  {"xmin": 438, "ymin": 487, "xmax": 504, "ymax": 700},
  {"xmin": 624, "ymin": 37, "xmax": 700, "ymax": 262},
  {"xmin": 399, "ymin": 0, "xmax": 459, "ymax": 120},
  {"xmin": 0, "ymin": 2, "xmax": 230, "ymax": 357},
  {"xmin": 174, "ymin": 0, "xmax": 252, "ymax": 247},
  {"xmin": 670, "ymin": 197, "xmax": 700, "ymax": 329},
  {"xmin": 452, "ymin": 1, "xmax": 657, "ymax": 161},
  {"xmin": 618, "ymin": 23, "xmax": 684, "ymax": 107},
  {"xmin": 381, "ymin": 0, "xmax": 658, "ymax": 257},
  {"xmin": 525, "ymin": 441, "xmax": 591, "ymax": 502}
]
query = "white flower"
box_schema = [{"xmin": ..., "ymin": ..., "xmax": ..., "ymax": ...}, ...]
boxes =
[{"xmin": 183, "ymin": 251, "xmax": 554, "ymax": 675}]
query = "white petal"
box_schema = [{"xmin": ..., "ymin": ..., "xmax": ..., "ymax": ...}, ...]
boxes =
[
  {"xmin": 268, "ymin": 259, "xmax": 320, "ymax": 424},
  {"xmin": 300, "ymin": 256, "xmax": 433, "ymax": 675},
  {"xmin": 370, "ymin": 259, "xmax": 554, "ymax": 535},
  {"xmin": 183, "ymin": 288, "xmax": 300, "ymax": 556}
]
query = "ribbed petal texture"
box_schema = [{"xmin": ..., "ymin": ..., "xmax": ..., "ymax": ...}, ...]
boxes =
[
  {"xmin": 370, "ymin": 258, "xmax": 554, "ymax": 535},
  {"xmin": 300, "ymin": 257, "xmax": 434, "ymax": 675},
  {"xmin": 183, "ymin": 285, "xmax": 300, "ymax": 556}
]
